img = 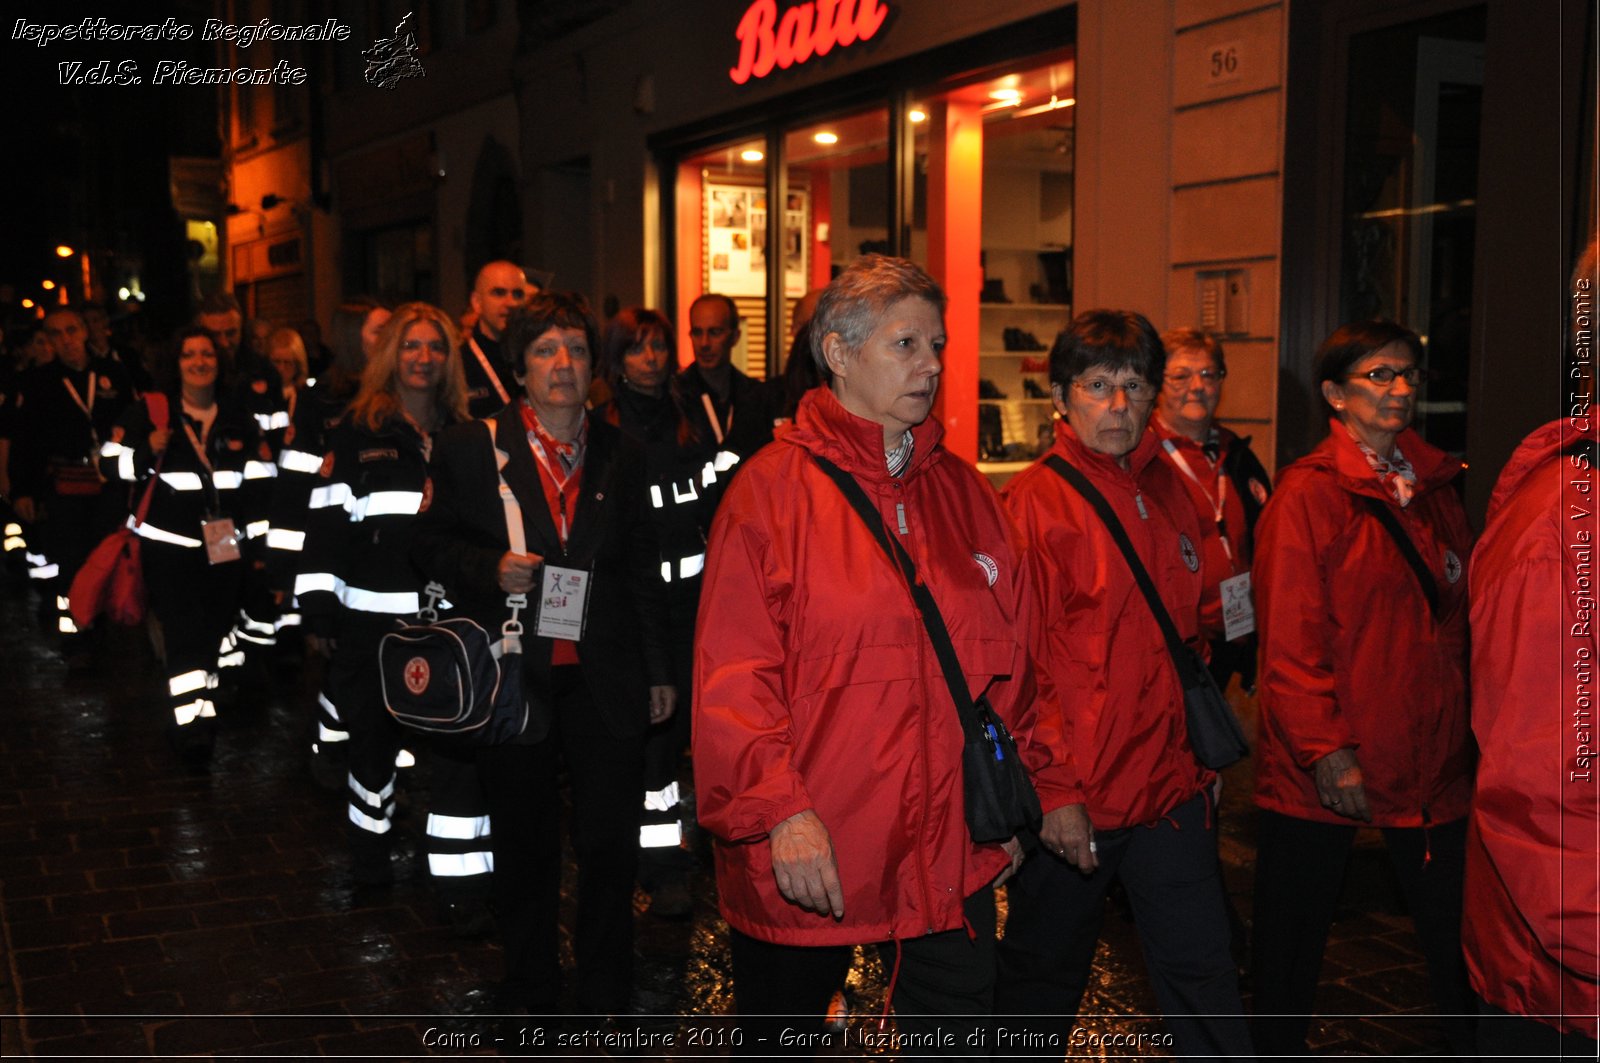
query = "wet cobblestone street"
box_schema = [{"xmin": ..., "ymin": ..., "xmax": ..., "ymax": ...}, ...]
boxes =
[{"xmin": 0, "ymin": 572, "xmax": 1461, "ymax": 1058}]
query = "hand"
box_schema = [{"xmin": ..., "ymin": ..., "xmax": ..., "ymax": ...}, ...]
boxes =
[
  {"xmin": 305, "ymin": 634, "xmax": 337, "ymax": 657},
  {"xmin": 648, "ymin": 685, "xmax": 676, "ymax": 725},
  {"xmin": 496, "ymin": 551, "xmax": 543, "ymax": 594},
  {"xmin": 992, "ymin": 835, "xmax": 1026, "ymax": 887},
  {"xmin": 13, "ymin": 497, "xmax": 35, "ymax": 523},
  {"xmin": 1039, "ymin": 802, "xmax": 1098, "ymax": 874},
  {"xmin": 770, "ymin": 809, "xmax": 844, "ymax": 919},
  {"xmin": 1314, "ymin": 747, "xmax": 1371, "ymax": 822},
  {"xmin": 149, "ymin": 428, "xmax": 171, "ymax": 454}
]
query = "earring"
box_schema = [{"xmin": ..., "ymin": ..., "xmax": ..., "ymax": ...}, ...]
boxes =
[{"xmin": 1334, "ymin": 402, "xmax": 1345, "ymax": 410}]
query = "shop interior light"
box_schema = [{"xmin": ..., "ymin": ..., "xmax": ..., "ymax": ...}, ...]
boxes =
[
  {"xmin": 117, "ymin": 287, "xmax": 131, "ymax": 301},
  {"xmin": 55, "ymin": 245, "xmax": 74, "ymax": 258},
  {"xmin": 41, "ymin": 279, "xmax": 56, "ymax": 290},
  {"xmin": 988, "ymin": 87, "xmax": 1022, "ymax": 102},
  {"xmin": 1013, "ymin": 94, "xmax": 1075, "ymax": 118},
  {"xmin": 813, "ymin": 131, "xmax": 839, "ymax": 145},
  {"xmin": 908, "ymin": 109, "xmax": 927, "ymax": 123},
  {"xmin": 740, "ymin": 149, "xmax": 765, "ymax": 162},
  {"xmin": 21, "ymin": 298, "xmax": 34, "ymax": 309}
]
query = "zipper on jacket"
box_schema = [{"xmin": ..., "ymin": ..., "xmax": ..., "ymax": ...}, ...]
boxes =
[
  {"xmin": 896, "ymin": 501, "xmax": 908, "ymax": 535},
  {"xmin": 1135, "ymin": 491, "xmax": 1149, "ymax": 520}
]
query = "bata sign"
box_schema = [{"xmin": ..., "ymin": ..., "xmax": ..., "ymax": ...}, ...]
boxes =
[{"xmin": 728, "ymin": 0, "xmax": 891, "ymax": 85}]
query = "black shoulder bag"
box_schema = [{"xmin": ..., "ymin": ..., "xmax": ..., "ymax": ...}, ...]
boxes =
[
  {"xmin": 1045, "ymin": 455, "xmax": 1249, "ymax": 770},
  {"xmin": 811, "ymin": 454, "xmax": 1042, "ymax": 844},
  {"xmin": 1361, "ymin": 497, "xmax": 1440, "ymax": 620}
]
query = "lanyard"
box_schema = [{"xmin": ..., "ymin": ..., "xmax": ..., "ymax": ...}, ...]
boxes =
[
  {"xmin": 1162, "ymin": 437, "xmax": 1235, "ymax": 565},
  {"xmin": 526, "ymin": 431, "xmax": 581, "ymax": 545},
  {"xmin": 179, "ymin": 414, "xmax": 225, "ymax": 515},
  {"xmin": 699, "ymin": 392, "xmax": 732, "ymax": 446},
  {"xmin": 62, "ymin": 370, "xmax": 105, "ymax": 470},
  {"xmin": 469, "ymin": 337, "xmax": 511, "ymax": 405}
]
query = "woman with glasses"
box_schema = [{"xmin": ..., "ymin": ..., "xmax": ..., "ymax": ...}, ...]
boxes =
[
  {"xmin": 1250, "ymin": 319, "xmax": 1474, "ymax": 1057},
  {"xmin": 1153, "ymin": 329, "xmax": 1272, "ymax": 690},
  {"xmin": 996, "ymin": 310, "xmax": 1253, "ymax": 1058}
]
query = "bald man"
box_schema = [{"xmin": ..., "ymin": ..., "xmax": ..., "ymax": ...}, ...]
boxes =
[{"xmin": 462, "ymin": 260, "xmax": 534, "ymax": 419}]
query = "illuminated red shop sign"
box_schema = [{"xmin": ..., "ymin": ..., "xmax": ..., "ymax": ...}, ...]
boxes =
[{"xmin": 729, "ymin": 0, "xmax": 891, "ymax": 85}]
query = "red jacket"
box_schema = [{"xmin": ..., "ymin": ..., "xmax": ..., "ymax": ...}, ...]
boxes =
[
  {"xmin": 693, "ymin": 387, "xmax": 1077, "ymax": 946},
  {"xmin": 1463, "ymin": 418, "xmax": 1598, "ymax": 1037},
  {"xmin": 1002, "ymin": 420, "xmax": 1211, "ymax": 830},
  {"xmin": 1253, "ymin": 422, "xmax": 1473, "ymax": 826}
]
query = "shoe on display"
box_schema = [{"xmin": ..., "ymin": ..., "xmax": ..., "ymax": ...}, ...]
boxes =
[{"xmin": 978, "ymin": 378, "xmax": 1006, "ymax": 399}]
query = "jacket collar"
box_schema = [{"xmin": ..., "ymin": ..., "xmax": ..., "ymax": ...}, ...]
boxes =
[
  {"xmin": 1052, "ymin": 417, "xmax": 1164, "ymax": 482},
  {"xmin": 1312, "ymin": 418, "xmax": 1462, "ymax": 500},
  {"xmin": 784, "ymin": 385, "xmax": 944, "ymax": 482},
  {"xmin": 492, "ymin": 406, "xmax": 617, "ymax": 554},
  {"xmin": 1487, "ymin": 417, "xmax": 1594, "ymax": 520}
]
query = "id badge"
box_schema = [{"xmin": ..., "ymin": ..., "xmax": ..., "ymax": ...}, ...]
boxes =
[
  {"xmin": 535, "ymin": 565, "xmax": 591, "ymax": 641},
  {"xmin": 1220, "ymin": 571, "xmax": 1255, "ymax": 641},
  {"xmin": 201, "ymin": 518, "xmax": 242, "ymax": 565}
]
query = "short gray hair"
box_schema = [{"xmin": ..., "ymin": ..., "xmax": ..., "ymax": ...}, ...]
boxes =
[{"xmin": 809, "ymin": 254, "xmax": 946, "ymax": 373}]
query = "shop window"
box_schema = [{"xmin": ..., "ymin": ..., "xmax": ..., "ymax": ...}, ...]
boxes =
[
  {"xmin": 912, "ymin": 52, "xmax": 1075, "ymax": 481},
  {"xmin": 1340, "ymin": 8, "xmax": 1485, "ymax": 456},
  {"xmin": 675, "ymin": 137, "xmax": 770, "ymax": 376}
]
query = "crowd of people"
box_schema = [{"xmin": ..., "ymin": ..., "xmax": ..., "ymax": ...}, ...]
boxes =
[{"xmin": 0, "ymin": 247, "xmax": 1593, "ymax": 1058}]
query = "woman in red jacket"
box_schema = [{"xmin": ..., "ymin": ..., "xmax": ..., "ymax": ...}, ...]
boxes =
[
  {"xmin": 995, "ymin": 310, "xmax": 1252, "ymax": 1058},
  {"xmin": 694, "ymin": 256, "xmax": 1080, "ymax": 1052},
  {"xmin": 1250, "ymin": 320, "xmax": 1474, "ymax": 1057}
]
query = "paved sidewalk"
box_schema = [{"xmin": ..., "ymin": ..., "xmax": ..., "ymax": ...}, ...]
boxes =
[{"xmin": 0, "ymin": 575, "xmax": 1458, "ymax": 1058}]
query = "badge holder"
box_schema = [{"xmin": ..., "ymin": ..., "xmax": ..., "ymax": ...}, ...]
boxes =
[{"xmin": 201, "ymin": 516, "xmax": 242, "ymax": 565}]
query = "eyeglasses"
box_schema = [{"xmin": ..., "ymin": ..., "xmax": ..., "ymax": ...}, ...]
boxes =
[
  {"xmin": 1163, "ymin": 368, "xmax": 1226, "ymax": 386},
  {"xmin": 1346, "ymin": 365, "xmax": 1425, "ymax": 387},
  {"xmin": 1072, "ymin": 378, "xmax": 1156, "ymax": 405}
]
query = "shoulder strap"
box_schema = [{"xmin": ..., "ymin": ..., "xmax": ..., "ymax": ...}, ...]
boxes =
[
  {"xmin": 1043, "ymin": 455, "xmax": 1203, "ymax": 686},
  {"xmin": 1361, "ymin": 496, "xmax": 1439, "ymax": 619},
  {"xmin": 810, "ymin": 454, "xmax": 985, "ymax": 740}
]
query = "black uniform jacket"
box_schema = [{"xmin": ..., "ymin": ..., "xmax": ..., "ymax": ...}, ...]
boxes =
[{"xmin": 414, "ymin": 405, "xmax": 672, "ymax": 742}]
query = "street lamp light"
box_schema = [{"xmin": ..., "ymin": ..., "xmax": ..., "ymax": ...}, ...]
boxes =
[{"xmin": 55, "ymin": 245, "xmax": 74, "ymax": 258}]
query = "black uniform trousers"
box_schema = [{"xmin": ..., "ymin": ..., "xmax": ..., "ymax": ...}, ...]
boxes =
[
  {"xmin": 42, "ymin": 488, "xmax": 120, "ymax": 637},
  {"xmin": 1250, "ymin": 810, "xmax": 1472, "ymax": 1057},
  {"xmin": 996, "ymin": 790, "xmax": 1253, "ymax": 1060},
  {"xmin": 143, "ymin": 540, "xmax": 242, "ymax": 737},
  {"xmin": 729, "ymin": 887, "xmax": 997, "ymax": 1060},
  {"xmin": 479, "ymin": 664, "xmax": 644, "ymax": 1014}
]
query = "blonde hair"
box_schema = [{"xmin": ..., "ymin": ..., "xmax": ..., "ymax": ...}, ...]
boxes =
[
  {"xmin": 347, "ymin": 302, "xmax": 470, "ymax": 432},
  {"xmin": 267, "ymin": 327, "xmax": 309, "ymax": 387}
]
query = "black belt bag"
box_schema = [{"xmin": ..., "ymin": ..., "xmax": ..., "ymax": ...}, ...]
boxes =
[{"xmin": 811, "ymin": 455, "xmax": 1041, "ymax": 844}]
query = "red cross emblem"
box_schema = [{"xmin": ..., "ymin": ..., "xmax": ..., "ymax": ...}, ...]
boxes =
[{"xmin": 404, "ymin": 656, "xmax": 430, "ymax": 695}]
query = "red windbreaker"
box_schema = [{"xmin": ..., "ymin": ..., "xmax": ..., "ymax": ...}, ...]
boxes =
[
  {"xmin": 693, "ymin": 387, "xmax": 1078, "ymax": 946},
  {"xmin": 1463, "ymin": 418, "xmax": 1598, "ymax": 1037},
  {"xmin": 1253, "ymin": 422, "xmax": 1473, "ymax": 826},
  {"xmin": 1002, "ymin": 420, "xmax": 1211, "ymax": 830}
]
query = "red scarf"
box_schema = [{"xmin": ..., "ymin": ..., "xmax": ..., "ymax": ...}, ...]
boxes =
[{"xmin": 517, "ymin": 400, "xmax": 586, "ymax": 546}]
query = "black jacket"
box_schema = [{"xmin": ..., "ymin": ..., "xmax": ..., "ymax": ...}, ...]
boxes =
[{"xmin": 414, "ymin": 405, "xmax": 672, "ymax": 741}]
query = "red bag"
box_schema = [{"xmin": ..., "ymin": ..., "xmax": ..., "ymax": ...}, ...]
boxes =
[{"xmin": 68, "ymin": 394, "xmax": 170, "ymax": 627}]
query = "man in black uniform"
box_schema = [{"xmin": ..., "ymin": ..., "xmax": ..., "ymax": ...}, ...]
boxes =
[
  {"xmin": 10, "ymin": 307, "xmax": 134, "ymax": 660},
  {"xmin": 461, "ymin": 260, "xmax": 535, "ymax": 419},
  {"xmin": 676, "ymin": 293, "xmax": 774, "ymax": 468}
]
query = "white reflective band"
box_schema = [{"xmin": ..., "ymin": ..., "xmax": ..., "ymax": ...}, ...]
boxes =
[
  {"xmin": 425, "ymin": 813, "xmax": 491, "ymax": 841},
  {"xmin": 266, "ymin": 527, "xmax": 305, "ymax": 551},
  {"xmin": 339, "ymin": 584, "xmax": 420, "ymax": 614},
  {"xmin": 394, "ymin": 748, "xmax": 415, "ymax": 768},
  {"xmin": 56, "ymin": 595, "xmax": 70, "ymax": 609},
  {"xmin": 317, "ymin": 722, "xmax": 350, "ymax": 742},
  {"xmin": 255, "ymin": 410, "xmax": 291, "ymax": 431},
  {"xmin": 279, "ymin": 448, "xmax": 324, "ymax": 473},
  {"xmin": 217, "ymin": 649, "xmax": 246, "ymax": 669},
  {"xmin": 428, "ymin": 851, "xmax": 494, "ymax": 877},
  {"xmin": 58, "ymin": 615, "xmax": 79, "ymax": 634},
  {"xmin": 650, "ymin": 485, "xmax": 664, "ymax": 509},
  {"xmin": 660, "ymin": 561, "xmax": 672, "ymax": 582},
  {"xmin": 318, "ymin": 691, "xmax": 341, "ymax": 721},
  {"xmin": 234, "ymin": 628, "xmax": 275, "ymax": 646},
  {"xmin": 168, "ymin": 669, "xmax": 213, "ymax": 696},
  {"xmin": 679, "ymin": 553, "xmax": 705, "ymax": 579},
  {"xmin": 349, "ymin": 490, "xmax": 424, "ymax": 521},
  {"xmin": 714, "ymin": 450, "xmax": 740, "ymax": 472},
  {"xmin": 26, "ymin": 552, "xmax": 47, "ymax": 565},
  {"xmin": 348, "ymin": 805, "xmax": 391, "ymax": 834},
  {"xmin": 295, "ymin": 572, "xmax": 337, "ymax": 596},
  {"xmin": 672, "ymin": 481, "xmax": 699, "ymax": 504},
  {"xmin": 118, "ymin": 450, "xmax": 134, "ymax": 482},
  {"xmin": 243, "ymin": 460, "xmax": 277, "ymax": 480},
  {"xmin": 701, "ymin": 461, "xmax": 717, "ymax": 488},
  {"xmin": 643, "ymin": 780, "xmax": 680, "ymax": 812},
  {"xmin": 246, "ymin": 520, "xmax": 270, "ymax": 540},
  {"xmin": 275, "ymin": 612, "xmax": 302, "ymax": 630},
  {"xmin": 348, "ymin": 772, "xmax": 396, "ymax": 806},
  {"xmin": 639, "ymin": 822, "xmax": 684, "ymax": 848},
  {"xmin": 3, "ymin": 536, "xmax": 25, "ymax": 551},
  {"xmin": 173, "ymin": 698, "xmax": 217, "ymax": 726},
  {"xmin": 29, "ymin": 563, "xmax": 59, "ymax": 579},
  {"xmin": 239, "ymin": 611, "xmax": 277, "ymax": 634},
  {"xmin": 6, "ymin": 522, "xmax": 22, "ymax": 535},
  {"xmin": 212, "ymin": 470, "xmax": 244, "ymax": 490},
  {"xmin": 128, "ymin": 516, "xmax": 204, "ymax": 548},
  {"xmin": 99, "ymin": 441, "xmax": 125, "ymax": 458},
  {"xmin": 159, "ymin": 471, "xmax": 206, "ymax": 491},
  {"xmin": 308, "ymin": 483, "xmax": 353, "ymax": 510}
]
